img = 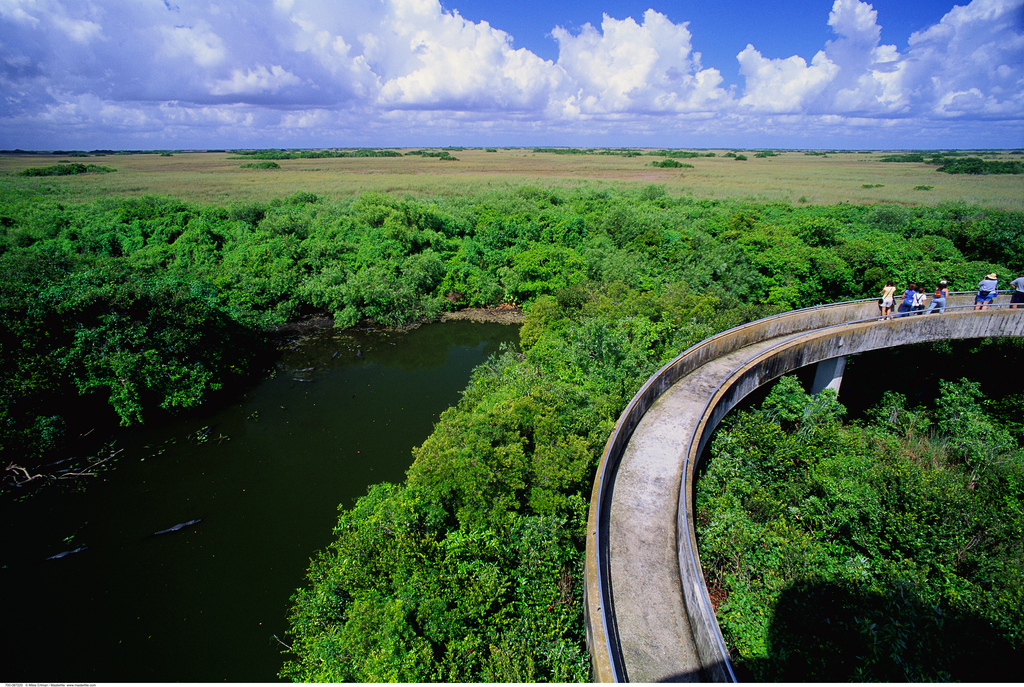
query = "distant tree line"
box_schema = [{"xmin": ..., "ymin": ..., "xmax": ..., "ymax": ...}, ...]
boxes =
[
  {"xmin": 878, "ymin": 153, "xmax": 1023, "ymax": 174},
  {"xmin": 16, "ymin": 163, "xmax": 116, "ymax": 177},
  {"xmin": 405, "ymin": 150, "xmax": 459, "ymax": 160},
  {"xmin": 229, "ymin": 149, "xmax": 403, "ymax": 160}
]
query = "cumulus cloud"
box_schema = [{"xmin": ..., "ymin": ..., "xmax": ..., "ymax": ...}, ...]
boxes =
[
  {"xmin": 737, "ymin": 0, "xmax": 1024, "ymax": 119},
  {"xmin": 0, "ymin": 0, "xmax": 1020, "ymax": 149},
  {"xmin": 903, "ymin": 0, "xmax": 1024, "ymax": 118},
  {"xmin": 209, "ymin": 65, "xmax": 303, "ymax": 96},
  {"xmin": 821, "ymin": 0, "xmax": 907, "ymax": 113},
  {"xmin": 0, "ymin": 1, "xmax": 42, "ymax": 28},
  {"xmin": 738, "ymin": 0, "xmax": 899, "ymax": 114},
  {"xmin": 552, "ymin": 9, "xmax": 730, "ymax": 115},
  {"xmin": 828, "ymin": 0, "xmax": 881, "ymax": 42},
  {"xmin": 371, "ymin": 0, "xmax": 560, "ymax": 111},
  {"xmin": 737, "ymin": 47, "xmax": 839, "ymax": 112},
  {"xmin": 272, "ymin": 0, "xmax": 382, "ymax": 100},
  {"xmin": 52, "ymin": 15, "xmax": 103, "ymax": 44},
  {"xmin": 159, "ymin": 22, "xmax": 227, "ymax": 68},
  {"xmin": 0, "ymin": 0, "xmax": 102, "ymax": 41}
]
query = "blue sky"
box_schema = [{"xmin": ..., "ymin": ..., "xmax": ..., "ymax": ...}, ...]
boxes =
[
  {"xmin": 1, "ymin": 0, "xmax": 1021, "ymax": 150},
  {"xmin": 446, "ymin": 0, "xmax": 947, "ymax": 80}
]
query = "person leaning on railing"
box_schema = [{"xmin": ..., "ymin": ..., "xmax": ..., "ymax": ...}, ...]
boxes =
[
  {"xmin": 879, "ymin": 280, "xmax": 896, "ymax": 320},
  {"xmin": 1011, "ymin": 275, "xmax": 1024, "ymax": 310},
  {"xmin": 925, "ymin": 280, "xmax": 949, "ymax": 314},
  {"xmin": 975, "ymin": 273, "xmax": 999, "ymax": 311},
  {"xmin": 912, "ymin": 285, "xmax": 927, "ymax": 315},
  {"xmin": 898, "ymin": 282, "xmax": 917, "ymax": 317}
]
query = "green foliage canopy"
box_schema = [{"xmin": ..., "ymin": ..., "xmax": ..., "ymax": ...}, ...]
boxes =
[{"xmin": 698, "ymin": 376, "xmax": 1024, "ymax": 681}]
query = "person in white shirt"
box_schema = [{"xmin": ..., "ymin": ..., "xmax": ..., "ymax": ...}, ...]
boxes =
[{"xmin": 912, "ymin": 285, "xmax": 927, "ymax": 314}]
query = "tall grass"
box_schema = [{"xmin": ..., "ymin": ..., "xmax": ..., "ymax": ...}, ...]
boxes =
[{"xmin": 1, "ymin": 149, "xmax": 1021, "ymax": 210}]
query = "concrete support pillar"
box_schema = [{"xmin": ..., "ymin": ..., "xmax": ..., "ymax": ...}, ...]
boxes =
[{"xmin": 811, "ymin": 355, "xmax": 846, "ymax": 395}]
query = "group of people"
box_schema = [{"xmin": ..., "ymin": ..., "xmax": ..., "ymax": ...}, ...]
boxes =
[
  {"xmin": 878, "ymin": 273, "xmax": 1024, "ymax": 320},
  {"xmin": 878, "ymin": 280, "xmax": 947, "ymax": 319}
]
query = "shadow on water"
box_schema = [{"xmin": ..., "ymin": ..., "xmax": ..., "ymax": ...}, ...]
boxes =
[
  {"xmin": 733, "ymin": 577, "xmax": 1022, "ymax": 682},
  {"xmin": 0, "ymin": 320, "xmax": 519, "ymax": 683}
]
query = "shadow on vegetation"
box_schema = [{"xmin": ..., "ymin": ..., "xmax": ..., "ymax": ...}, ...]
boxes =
[{"xmin": 735, "ymin": 577, "xmax": 1022, "ymax": 682}]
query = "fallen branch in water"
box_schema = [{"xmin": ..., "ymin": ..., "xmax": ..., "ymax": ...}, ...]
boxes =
[
  {"xmin": 58, "ymin": 449, "xmax": 123, "ymax": 479},
  {"xmin": 6, "ymin": 463, "xmax": 45, "ymax": 484}
]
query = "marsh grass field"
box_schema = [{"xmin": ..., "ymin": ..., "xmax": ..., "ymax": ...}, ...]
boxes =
[{"xmin": 2, "ymin": 148, "xmax": 1022, "ymax": 209}]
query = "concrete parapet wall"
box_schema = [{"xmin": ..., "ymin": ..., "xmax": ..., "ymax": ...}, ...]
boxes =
[{"xmin": 586, "ymin": 295, "xmax": 1021, "ymax": 682}]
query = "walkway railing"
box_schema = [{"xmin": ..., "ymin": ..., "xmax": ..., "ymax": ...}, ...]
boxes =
[{"xmin": 584, "ymin": 293, "xmax": 1023, "ymax": 682}]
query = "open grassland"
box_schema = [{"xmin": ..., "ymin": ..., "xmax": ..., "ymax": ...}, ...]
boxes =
[{"xmin": 2, "ymin": 148, "xmax": 1022, "ymax": 209}]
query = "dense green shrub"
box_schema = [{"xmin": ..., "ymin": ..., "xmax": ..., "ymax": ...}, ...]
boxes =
[
  {"xmin": 17, "ymin": 163, "xmax": 115, "ymax": 176},
  {"xmin": 697, "ymin": 376, "xmax": 1024, "ymax": 681},
  {"xmin": 230, "ymin": 149, "xmax": 401, "ymax": 159},
  {"xmin": 938, "ymin": 157, "xmax": 1024, "ymax": 174},
  {"xmin": 0, "ymin": 251, "xmax": 265, "ymax": 455},
  {"xmin": 878, "ymin": 153, "xmax": 927, "ymax": 163},
  {"xmin": 405, "ymin": 150, "xmax": 459, "ymax": 160},
  {"xmin": 3, "ymin": 186, "xmax": 1021, "ymax": 461},
  {"xmin": 652, "ymin": 159, "xmax": 693, "ymax": 168},
  {"xmin": 879, "ymin": 152, "xmax": 1024, "ymax": 174}
]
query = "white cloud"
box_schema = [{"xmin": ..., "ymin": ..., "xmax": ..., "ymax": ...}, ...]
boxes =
[
  {"xmin": 375, "ymin": 0, "xmax": 559, "ymax": 110},
  {"xmin": 736, "ymin": 0, "xmax": 915, "ymax": 115},
  {"xmin": 159, "ymin": 22, "xmax": 226, "ymax": 68},
  {"xmin": 733, "ymin": 0, "xmax": 1023, "ymax": 120},
  {"xmin": 820, "ymin": 0, "xmax": 907, "ymax": 114},
  {"xmin": 552, "ymin": 10, "xmax": 729, "ymax": 114},
  {"xmin": 276, "ymin": 0, "xmax": 381, "ymax": 94},
  {"xmin": 209, "ymin": 65, "xmax": 303, "ymax": 96},
  {"xmin": 0, "ymin": 0, "xmax": 103, "ymax": 42},
  {"xmin": 827, "ymin": 0, "xmax": 881, "ymax": 42},
  {"xmin": 737, "ymin": 46, "xmax": 838, "ymax": 112},
  {"xmin": 0, "ymin": 0, "xmax": 41, "ymax": 27},
  {"xmin": 31, "ymin": 92, "xmax": 157, "ymax": 134},
  {"xmin": 280, "ymin": 108, "xmax": 335, "ymax": 129},
  {"xmin": 52, "ymin": 14, "xmax": 102, "ymax": 44},
  {"xmin": 903, "ymin": 0, "xmax": 1024, "ymax": 118}
]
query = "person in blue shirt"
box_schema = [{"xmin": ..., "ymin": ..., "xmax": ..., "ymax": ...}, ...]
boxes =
[
  {"xmin": 925, "ymin": 280, "xmax": 949, "ymax": 314},
  {"xmin": 974, "ymin": 273, "xmax": 999, "ymax": 310},
  {"xmin": 898, "ymin": 283, "xmax": 916, "ymax": 317}
]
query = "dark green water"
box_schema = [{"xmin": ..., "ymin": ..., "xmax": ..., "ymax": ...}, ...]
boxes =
[{"xmin": 1, "ymin": 321, "xmax": 519, "ymax": 683}]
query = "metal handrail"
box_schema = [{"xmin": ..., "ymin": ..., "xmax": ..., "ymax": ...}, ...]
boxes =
[
  {"xmin": 676, "ymin": 302, "xmax": 1023, "ymax": 682},
  {"xmin": 587, "ymin": 291, "xmax": 1022, "ymax": 681},
  {"xmin": 588, "ymin": 296, "xmax": 882, "ymax": 681}
]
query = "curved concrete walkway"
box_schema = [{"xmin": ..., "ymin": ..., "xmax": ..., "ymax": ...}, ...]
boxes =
[{"xmin": 583, "ymin": 296, "xmax": 1024, "ymax": 682}]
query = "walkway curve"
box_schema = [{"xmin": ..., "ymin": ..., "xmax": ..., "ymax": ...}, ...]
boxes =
[{"xmin": 583, "ymin": 295, "xmax": 1024, "ymax": 682}]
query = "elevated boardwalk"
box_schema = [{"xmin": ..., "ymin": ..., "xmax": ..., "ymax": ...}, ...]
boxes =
[{"xmin": 583, "ymin": 296, "xmax": 1024, "ymax": 682}]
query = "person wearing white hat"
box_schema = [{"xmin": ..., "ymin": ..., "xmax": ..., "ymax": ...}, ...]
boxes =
[{"xmin": 974, "ymin": 273, "xmax": 998, "ymax": 310}]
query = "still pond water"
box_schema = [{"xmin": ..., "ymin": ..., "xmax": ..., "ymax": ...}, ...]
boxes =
[{"xmin": 2, "ymin": 321, "xmax": 519, "ymax": 683}]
